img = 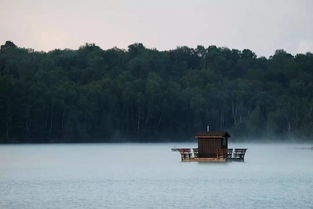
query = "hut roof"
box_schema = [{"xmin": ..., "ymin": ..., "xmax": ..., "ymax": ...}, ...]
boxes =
[{"xmin": 195, "ymin": 131, "xmax": 231, "ymax": 138}]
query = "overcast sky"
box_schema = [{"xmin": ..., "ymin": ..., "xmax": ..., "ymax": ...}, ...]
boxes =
[{"xmin": 0, "ymin": 0, "xmax": 312, "ymax": 56}]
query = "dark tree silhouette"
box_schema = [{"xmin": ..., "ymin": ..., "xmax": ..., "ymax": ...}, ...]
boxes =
[{"xmin": 0, "ymin": 41, "xmax": 312, "ymax": 143}]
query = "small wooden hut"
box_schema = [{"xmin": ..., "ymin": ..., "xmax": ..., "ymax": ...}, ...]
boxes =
[
  {"xmin": 172, "ymin": 130, "xmax": 247, "ymax": 162},
  {"xmin": 196, "ymin": 131, "xmax": 230, "ymax": 158}
]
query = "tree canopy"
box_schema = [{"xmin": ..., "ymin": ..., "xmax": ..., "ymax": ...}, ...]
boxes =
[{"xmin": 0, "ymin": 41, "xmax": 313, "ymax": 143}]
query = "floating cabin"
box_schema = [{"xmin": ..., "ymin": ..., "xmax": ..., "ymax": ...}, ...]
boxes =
[{"xmin": 172, "ymin": 131, "xmax": 247, "ymax": 162}]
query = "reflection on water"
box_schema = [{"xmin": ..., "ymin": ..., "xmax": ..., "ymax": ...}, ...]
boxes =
[{"xmin": 0, "ymin": 143, "xmax": 312, "ymax": 209}]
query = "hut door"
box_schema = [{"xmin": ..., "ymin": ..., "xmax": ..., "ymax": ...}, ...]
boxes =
[{"xmin": 221, "ymin": 137, "xmax": 227, "ymax": 148}]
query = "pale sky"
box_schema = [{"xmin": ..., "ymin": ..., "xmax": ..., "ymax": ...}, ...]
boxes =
[{"xmin": 0, "ymin": 0, "xmax": 312, "ymax": 57}]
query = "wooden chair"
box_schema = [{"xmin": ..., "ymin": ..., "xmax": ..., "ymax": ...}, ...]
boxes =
[
  {"xmin": 193, "ymin": 148, "xmax": 198, "ymax": 158},
  {"xmin": 227, "ymin": 149, "xmax": 233, "ymax": 159},
  {"xmin": 234, "ymin": 148, "xmax": 247, "ymax": 160},
  {"xmin": 178, "ymin": 148, "xmax": 191, "ymax": 161},
  {"xmin": 217, "ymin": 148, "xmax": 226, "ymax": 159}
]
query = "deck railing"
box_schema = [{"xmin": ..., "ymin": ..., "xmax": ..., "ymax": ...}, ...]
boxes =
[
  {"xmin": 172, "ymin": 147, "xmax": 247, "ymax": 161},
  {"xmin": 225, "ymin": 148, "xmax": 247, "ymax": 160}
]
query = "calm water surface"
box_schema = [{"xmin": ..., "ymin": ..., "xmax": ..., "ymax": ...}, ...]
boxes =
[{"xmin": 0, "ymin": 142, "xmax": 312, "ymax": 209}]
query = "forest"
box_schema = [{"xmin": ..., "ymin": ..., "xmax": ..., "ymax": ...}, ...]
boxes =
[{"xmin": 0, "ymin": 41, "xmax": 313, "ymax": 143}]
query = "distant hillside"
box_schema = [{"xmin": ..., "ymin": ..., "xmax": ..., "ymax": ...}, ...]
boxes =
[{"xmin": 0, "ymin": 41, "xmax": 313, "ymax": 143}]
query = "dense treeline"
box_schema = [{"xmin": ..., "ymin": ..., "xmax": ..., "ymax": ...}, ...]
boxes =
[{"xmin": 0, "ymin": 41, "xmax": 312, "ymax": 143}]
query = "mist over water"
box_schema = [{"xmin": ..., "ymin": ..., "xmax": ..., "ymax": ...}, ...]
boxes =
[{"xmin": 0, "ymin": 142, "xmax": 312, "ymax": 209}]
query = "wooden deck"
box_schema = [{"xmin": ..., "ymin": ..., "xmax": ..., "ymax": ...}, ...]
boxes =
[
  {"xmin": 182, "ymin": 157, "xmax": 226, "ymax": 162},
  {"xmin": 172, "ymin": 148, "xmax": 247, "ymax": 162}
]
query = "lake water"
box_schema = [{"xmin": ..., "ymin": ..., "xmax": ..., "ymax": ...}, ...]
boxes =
[{"xmin": 0, "ymin": 142, "xmax": 312, "ymax": 209}]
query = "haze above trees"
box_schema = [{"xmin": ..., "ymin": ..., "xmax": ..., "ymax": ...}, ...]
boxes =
[{"xmin": 0, "ymin": 41, "xmax": 312, "ymax": 143}]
